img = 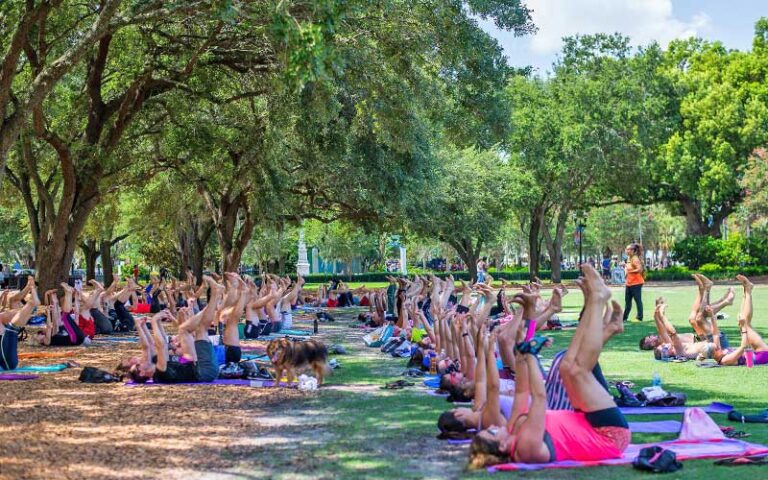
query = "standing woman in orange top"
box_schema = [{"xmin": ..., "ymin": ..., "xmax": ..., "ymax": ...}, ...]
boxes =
[{"xmin": 622, "ymin": 243, "xmax": 645, "ymax": 322}]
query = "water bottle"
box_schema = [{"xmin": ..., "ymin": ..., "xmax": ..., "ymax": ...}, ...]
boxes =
[
  {"xmin": 652, "ymin": 372, "xmax": 662, "ymax": 387},
  {"xmin": 661, "ymin": 345, "xmax": 670, "ymax": 361},
  {"xmin": 313, "ymin": 316, "xmax": 319, "ymax": 334},
  {"xmin": 429, "ymin": 352, "xmax": 438, "ymax": 375},
  {"xmin": 745, "ymin": 346, "xmax": 755, "ymax": 368}
]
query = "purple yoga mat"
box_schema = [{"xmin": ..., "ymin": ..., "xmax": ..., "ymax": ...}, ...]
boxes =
[
  {"xmin": 427, "ymin": 390, "xmax": 449, "ymax": 398},
  {"xmin": 125, "ymin": 378, "xmax": 293, "ymax": 387},
  {"xmin": 490, "ymin": 438, "xmax": 768, "ymax": 472},
  {"xmin": 620, "ymin": 402, "xmax": 733, "ymax": 415},
  {"xmin": 628, "ymin": 420, "xmax": 682, "ymax": 433},
  {"xmin": 0, "ymin": 373, "xmax": 38, "ymax": 381}
]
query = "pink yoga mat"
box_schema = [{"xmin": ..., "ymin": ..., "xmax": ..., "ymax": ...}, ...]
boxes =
[
  {"xmin": 489, "ymin": 438, "xmax": 768, "ymax": 472},
  {"xmin": 125, "ymin": 378, "xmax": 293, "ymax": 387}
]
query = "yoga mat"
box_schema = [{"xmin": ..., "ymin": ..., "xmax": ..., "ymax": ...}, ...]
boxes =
[
  {"xmin": 18, "ymin": 350, "xmax": 78, "ymax": 359},
  {"xmin": 278, "ymin": 329, "xmax": 311, "ymax": 336},
  {"xmin": 96, "ymin": 336, "xmax": 139, "ymax": 343},
  {"xmin": 489, "ymin": 438, "xmax": 768, "ymax": 472},
  {"xmin": 620, "ymin": 402, "xmax": 733, "ymax": 416},
  {"xmin": 423, "ymin": 375, "xmax": 440, "ymax": 389},
  {"xmin": 426, "ymin": 389, "xmax": 448, "ymax": 398},
  {"xmin": 2, "ymin": 363, "xmax": 68, "ymax": 373},
  {"xmin": 0, "ymin": 373, "xmax": 38, "ymax": 381},
  {"xmin": 125, "ymin": 378, "xmax": 292, "ymax": 387},
  {"xmin": 243, "ymin": 353, "xmax": 270, "ymax": 361},
  {"xmin": 628, "ymin": 420, "xmax": 682, "ymax": 433},
  {"xmin": 240, "ymin": 345, "xmax": 267, "ymax": 353}
]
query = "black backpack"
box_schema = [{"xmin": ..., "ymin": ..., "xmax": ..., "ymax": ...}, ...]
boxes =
[
  {"xmin": 79, "ymin": 367, "xmax": 122, "ymax": 383},
  {"xmin": 633, "ymin": 446, "xmax": 683, "ymax": 473}
]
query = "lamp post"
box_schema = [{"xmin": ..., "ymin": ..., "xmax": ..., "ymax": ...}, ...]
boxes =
[{"xmin": 573, "ymin": 212, "xmax": 587, "ymax": 266}]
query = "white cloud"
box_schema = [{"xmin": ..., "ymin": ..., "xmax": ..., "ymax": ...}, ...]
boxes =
[{"xmin": 526, "ymin": 0, "xmax": 711, "ymax": 54}]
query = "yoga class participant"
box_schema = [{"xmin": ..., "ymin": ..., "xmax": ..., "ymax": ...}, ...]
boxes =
[
  {"xmin": 36, "ymin": 287, "xmax": 87, "ymax": 347},
  {"xmin": 468, "ymin": 265, "xmax": 629, "ymax": 468},
  {"xmin": 714, "ymin": 275, "xmax": 768, "ymax": 366},
  {"xmin": 0, "ymin": 281, "xmax": 40, "ymax": 370}
]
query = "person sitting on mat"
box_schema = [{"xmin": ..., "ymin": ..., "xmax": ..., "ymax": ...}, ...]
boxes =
[
  {"xmin": 468, "ymin": 265, "xmax": 629, "ymax": 468},
  {"xmin": 714, "ymin": 275, "xmax": 768, "ymax": 366},
  {"xmin": 0, "ymin": 281, "xmax": 40, "ymax": 370}
]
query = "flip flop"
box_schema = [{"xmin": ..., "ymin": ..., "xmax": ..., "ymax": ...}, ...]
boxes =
[
  {"xmin": 516, "ymin": 335, "xmax": 551, "ymax": 355},
  {"xmin": 714, "ymin": 455, "xmax": 768, "ymax": 466}
]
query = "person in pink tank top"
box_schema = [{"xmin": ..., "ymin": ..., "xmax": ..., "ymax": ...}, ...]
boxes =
[
  {"xmin": 469, "ymin": 264, "xmax": 630, "ymax": 469},
  {"xmin": 714, "ymin": 275, "xmax": 768, "ymax": 366}
]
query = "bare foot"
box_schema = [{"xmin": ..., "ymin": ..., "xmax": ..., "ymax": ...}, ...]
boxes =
[
  {"xmin": 723, "ymin": 287, "xmax": 735, "ymax": 305},
  {"xmin": 27, "ymin": 286, "xmax": 40, "ymax": 307},
  {"xmin": 548, "ymin": 288, "xmax": 563, "ymax": 313},
  {"xmin": 605, "ymin": 301, "xmax": 625, "ymax": 336},
  {"xmin": 692, "ymin": 273, "xmax": 703, "ymax": 287},
  {"xmin": 736, "ymin": 275, "xmax": 754, "ymax": 294},
  {"xmin": 698, "ymin": 273, "xmax": 714, "ymax": 290},
  {"xmin": 580, "ymin": 264, "xmax": 611, "ymax": 303}
]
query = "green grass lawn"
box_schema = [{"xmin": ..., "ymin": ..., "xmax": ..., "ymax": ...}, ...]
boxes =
[{"xmin": 250, "ymin": 284, "xmax": 768, "ymax": 479}]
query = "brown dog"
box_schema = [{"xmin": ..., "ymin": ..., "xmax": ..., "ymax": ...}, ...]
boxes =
[{"xmin": 267, "ymin": 337, "xmax": 328, "ymax": 386}]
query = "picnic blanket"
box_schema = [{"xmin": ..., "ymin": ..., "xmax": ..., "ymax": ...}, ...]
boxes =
[
  {"xmin": 620, "ymin": 402, "xmax": 733, "ymax": 415},
  {"xmin": 489, "ymin": 438, "xmax": 768, "ymax": 472},
  {"xmin": 1, "ymin": 363, "xmax": 68, "ymax": 373}
]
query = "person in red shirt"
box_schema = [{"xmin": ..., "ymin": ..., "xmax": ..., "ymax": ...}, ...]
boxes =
[{"xmin": 133, "ymin": 264, "xmax": 139, "ymax": 283}]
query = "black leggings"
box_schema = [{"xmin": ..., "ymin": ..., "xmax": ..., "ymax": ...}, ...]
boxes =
[
  {"xmin": 114, "ymin": 301, "xmax": 136, "ymax": 331},
  {"xmin": 623, "ymin": 284, "xmax": 643, "ymax": 321},
  {"xmin": 0, "ymin": 325, "xmax": 20, "ymax": 370}
]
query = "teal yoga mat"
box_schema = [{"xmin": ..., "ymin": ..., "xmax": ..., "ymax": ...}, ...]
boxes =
[
  {"xmin": 2, "ymin": 363, "xmax": 68, "ymax": 372},
  {"xmin": 277, "ymin": 329, "xmax": 311, "ymax": 336}
]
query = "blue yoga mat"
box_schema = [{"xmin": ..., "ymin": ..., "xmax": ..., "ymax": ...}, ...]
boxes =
[
  {"xmin": 2, "ymin": 363, "xmax": 68, "ymax": 373},
  {"xmin": 423, "ymin": 375, "xmax": 440, "ymax": 389},
  {"xmin": 243, "ymin": 353, "xmax": 270, "ymax": 361},
  {"xmin": 96, "ymin": 336, "xmax": 139, "ymax": 342}
]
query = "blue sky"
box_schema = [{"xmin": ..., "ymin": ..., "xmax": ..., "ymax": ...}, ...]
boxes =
[{"xmin": 480, "ymin": 0, "xmax": 768, "ymax": 75}]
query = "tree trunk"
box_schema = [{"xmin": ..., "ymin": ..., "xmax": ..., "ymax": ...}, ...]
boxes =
[
  {"xmin": 527, "ymin": 204, "xmax": 546, "ymax": 281},
  {"xmin": 176, "ymin": 218, "xmax": 213, "ymax": 283},
  {"xmin": 543, "ymin": 208, "xmax": 570, "ymax": 284},
  {"xmin": 680, "ymin": 199, "xmax": 727, "ymax": 238},
  {"xmin": 80, "ymin": 239, "xmax": 99, "ymax": 281},
  {"xmin": 100, "ymin": 240, "xmax": 114, "ymax": 287},
  {"xmin": 448, "ymin": 238, "xmax": 481, "ymax": 283}
]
